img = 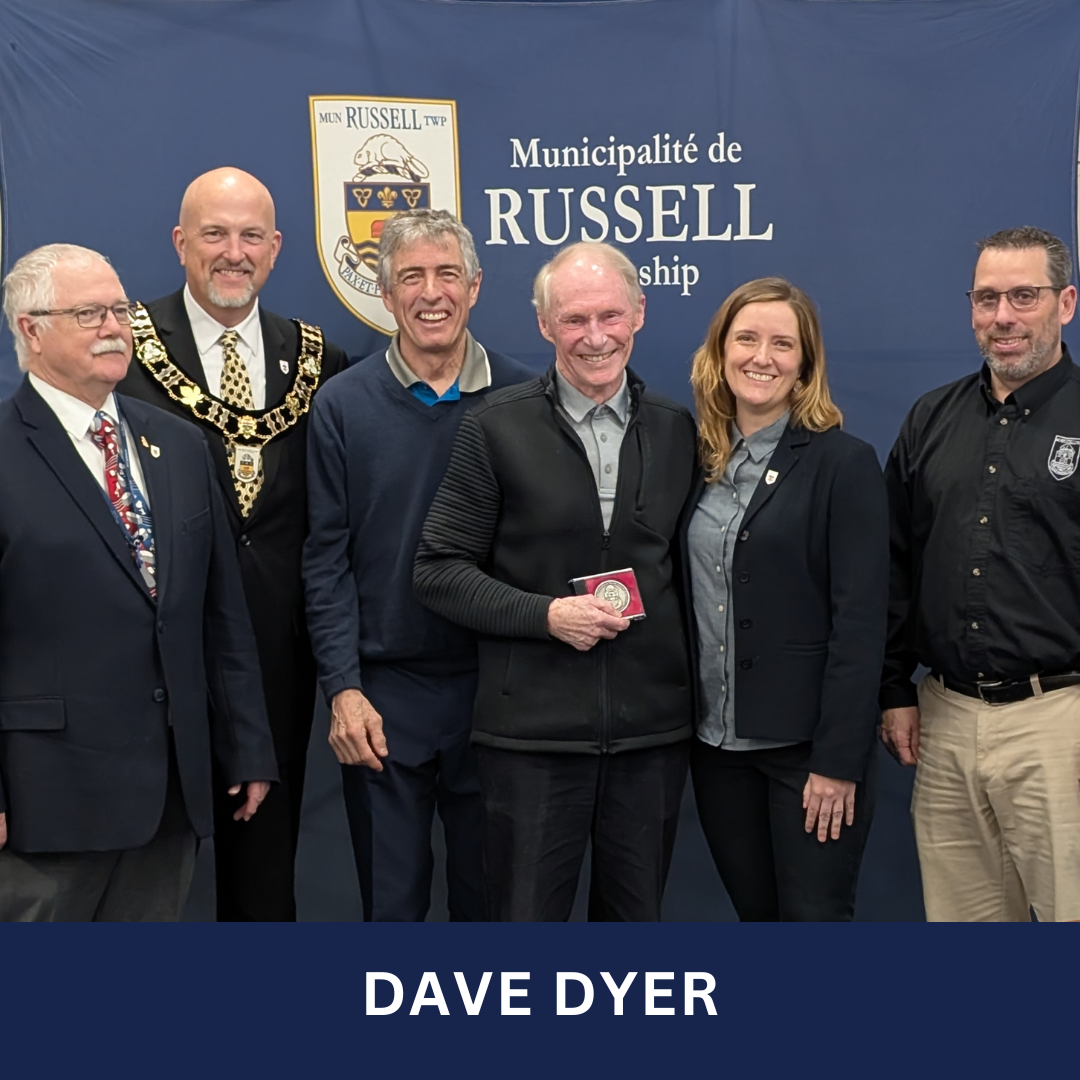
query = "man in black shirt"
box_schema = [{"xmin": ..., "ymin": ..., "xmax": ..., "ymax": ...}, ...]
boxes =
[{"xmin": 881, "ymin": 226, "xmax": 1080, "ymax": 921}]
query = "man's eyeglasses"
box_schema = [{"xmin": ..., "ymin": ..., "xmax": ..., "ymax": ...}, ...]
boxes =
[
  {"xmin": 28, "ymin": 303, "xmax": 135, "ymax": 328},
  {"xmin": 966, "ymin": 286, "xmax": 1062, "ymax": 313}
]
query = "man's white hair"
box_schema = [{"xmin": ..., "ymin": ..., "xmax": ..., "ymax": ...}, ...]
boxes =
[
  {"xmin": 532, "ymin": 241, "xmax": 643, "ymax": 319},
  {"xmin": 2, "ymin": 244, "xmax": 114, "ymax": 370}
]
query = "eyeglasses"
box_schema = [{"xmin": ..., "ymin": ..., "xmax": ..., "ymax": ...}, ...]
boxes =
[
  {"xmin": 28, "ymin": 303, "xmax": 135, "ymax": 328},
  {"xmin": 966, "ymin": 285, "xmax": 1062, "ymax": 313}
]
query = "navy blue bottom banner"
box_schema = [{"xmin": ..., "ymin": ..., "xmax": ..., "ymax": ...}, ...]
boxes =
[{"xmin": 3, "ymin": 925, "xmax": 1074, "ymax": 1077}]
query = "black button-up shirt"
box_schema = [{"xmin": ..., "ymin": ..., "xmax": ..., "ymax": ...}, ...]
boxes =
[{"xmin": 881, "ymin": 345, "xmax": 1080, "ymax": 708}]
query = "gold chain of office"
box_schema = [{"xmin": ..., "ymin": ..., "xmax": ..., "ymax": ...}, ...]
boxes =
[{"xmin": 128, "ymin": 302, "xmax": 324, "ymax": 446}]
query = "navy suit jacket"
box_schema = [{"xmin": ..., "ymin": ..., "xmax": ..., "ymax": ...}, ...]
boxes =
[
  {"xmin": 681, "ymin": 425, "xmax": 889, "ymax": 780},
  {"xmin": 0, "ymin": 377, "xmax": 277, "ymax": 853}
]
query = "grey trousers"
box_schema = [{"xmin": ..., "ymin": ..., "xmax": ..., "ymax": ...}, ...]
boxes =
[{"xmin": 0, "ymin": 754, "xmax": 197, "ymax": 922}]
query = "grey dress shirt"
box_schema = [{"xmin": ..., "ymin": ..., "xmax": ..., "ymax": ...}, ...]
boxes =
[
  {"xmin": 554, "ymin": 368, "xmax": 630, "ymax": 531},
  {"xmin": 688, "ymin": 411, "xmax": 797, "ymax": 750}
]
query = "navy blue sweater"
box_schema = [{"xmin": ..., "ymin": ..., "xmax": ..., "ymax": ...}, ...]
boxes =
[{"xmin": 303, "ymin": 346, "xmax": 534, "ymax": 702}]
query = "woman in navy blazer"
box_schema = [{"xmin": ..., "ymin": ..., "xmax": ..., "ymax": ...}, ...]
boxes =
[{"xmin": 685, "ymin": 278, "xmax": 889, "ymax": 920}]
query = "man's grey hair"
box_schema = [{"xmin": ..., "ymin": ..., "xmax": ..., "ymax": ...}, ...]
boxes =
[
  {"xmin": 532, "ymin": 241, "xmax": 643, "ymax": 318},
  {"xmin": 376, "ymin": 209, "xmax": 480, "ymax": 293},
  {"xmin": 2, "ymin": 243, "xmax": 114, "ymax": 370},
  {"xmin": 976, "ymin": 226, "xmax": 1073, "ymax": 289}
]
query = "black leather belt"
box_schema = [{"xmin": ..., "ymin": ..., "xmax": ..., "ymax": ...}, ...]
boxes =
[{"xmin": 935, "ymin": 672, "xmax": 1080, "ymax": 706}]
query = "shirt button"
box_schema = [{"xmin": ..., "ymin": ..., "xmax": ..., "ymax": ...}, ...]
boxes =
[
  {"xmin": 715, "ymin": 566, "xmax": 722, "ymax": 574},
  {"xmin": 600, "ymin": 433, "xmax": 607, "ymax": 442},
  {"xmin": 979, "ymin": 516, "xmax": 988, "ymax": 524},
  {"xmin": 732, "ymin": 492, "xmax": 738, "ymax": 500},
  {"xmin": 717, "ymin": 603, "xmax": 724, "ymax": 611},
  {"xmin": 988, "ymin": 465, "xmax": 996, "ymax": 474},
  {"xmin": 999, "ymin": 418, "xmax": 1008, "ymax": 425},
  {"xmin": 719, "ymin": 645, "xmax": 725, "ymax": 652},
  {"xmin": 604, "ymin": 464, "xmax": 612, "ymax": 474},
  {"xmin": 152, "ymin": 688, "xmax": 166, "ymax": 703},
  {"xmin": 740, "ymin": 659, "xmax": 753, "ymax": 670},
  {"xmin": 971, "ymin": 621, "xmax": 979, "ymax": 629},
  {"xmin": 972, "ymin": 568, "xmax": 981, "ymax": 576},
  {"xmin": 721, "ymin": 684, "xmax": 726, "ymax": 692},
  {"xmin": 1024, "ymin": 409, "xmax": 1031, "ymax": 416}
]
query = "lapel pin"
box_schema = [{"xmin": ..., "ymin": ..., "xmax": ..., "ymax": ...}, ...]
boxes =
[
  {"xmin": 140, "ymin": 435, "xmax": 150, "ymax": 448},
  {"xmin": 279, "ymin": 358, "xmax": 289, "ymax": 374},
  {"xmin": 150, "ymin": 445, "xmax": 161, "ymax": 458},
  {"xmin": 765, "ymin": 469, "xmax": 779, "ymax": 485}
]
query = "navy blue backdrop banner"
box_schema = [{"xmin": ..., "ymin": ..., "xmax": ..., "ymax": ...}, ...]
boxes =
[{"xmin": 1, "ymin": 0, "xmax": 1080, "ymax": 463}]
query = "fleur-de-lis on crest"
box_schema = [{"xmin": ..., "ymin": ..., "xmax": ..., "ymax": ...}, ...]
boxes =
[
  {"xmin": 402, "ymin": 188, "xmax": 423, "ymax": 209},
  {"xmin": 351, "ymin": 186, "xmax": 373, "ymax": 208},
  {"xmin": 377, "ymin": 186, "xmax": 399, "ymax": 209}
]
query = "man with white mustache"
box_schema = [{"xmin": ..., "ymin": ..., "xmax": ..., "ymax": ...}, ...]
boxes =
[
  {"xmin": 881, "ymin": 226, "xmax": 1080, "ymax": 921},
  {"xmin": 0, "ymin": 244, "xmax": 276, "ymax": 920},
  {"xmin": 118, "ymin": 168, "xmax": 348, "ymax": 921},
  {"xmin": 414, "ymin": 242, "xmax": 697, "ymax": 921}
]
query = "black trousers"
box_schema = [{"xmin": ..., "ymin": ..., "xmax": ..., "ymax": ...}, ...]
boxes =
[
  {"xmin": 691, "ymin": 738, "xmax": 876, "ymax": 921},
  {"xmin": 341, "ymin": 665, "xmax": 485, "ymax": 922},
  {"xmin": 213, "ymin": 755, "xmax": 307, "ymax": 922},
  {"xmin": 477, "ymin": 741, "xmax": 689, "ymax": 922}
]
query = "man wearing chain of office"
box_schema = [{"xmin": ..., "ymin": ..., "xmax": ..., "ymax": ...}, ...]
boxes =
[{"xmin": 119, "ymin": 167, "xmax": 348, "ymax": 920}]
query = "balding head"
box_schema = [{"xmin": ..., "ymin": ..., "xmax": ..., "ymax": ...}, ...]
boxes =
[{"xmin": 173, "ymin": 167, "xmax": 281, "ymax": 326}]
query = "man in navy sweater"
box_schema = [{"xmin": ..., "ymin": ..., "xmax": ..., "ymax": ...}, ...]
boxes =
[{"xmin": 303, "ymin": 210, "xmax": 532, "ymax": 920}]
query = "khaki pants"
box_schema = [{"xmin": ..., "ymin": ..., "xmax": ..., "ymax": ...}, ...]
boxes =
[{"xmin": 912, "ymin": 675, "xmax": 1080, "ymax": 921}]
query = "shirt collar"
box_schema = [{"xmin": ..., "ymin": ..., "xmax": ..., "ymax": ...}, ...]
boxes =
[
  {"xmin": 384, "ymin": 330, "xmax": 492, "ymax": 393},
  {"xmin": 28, "ymin": 372, "xmax": 119, "ymax": 440},
  {"xmin": 555, "ymin": 368, "xmax": 630, "ymax": 425},
  {"xmin": 978, "ymin": 342, "xmax": 1074, "ymax": 414},
  {"xmin": 732, "ymin": 409, "xmax": 790, "ymax": 463},
  {"xmin": 183, "ymin": 284, "xmax": 262, "ymax": 358}
]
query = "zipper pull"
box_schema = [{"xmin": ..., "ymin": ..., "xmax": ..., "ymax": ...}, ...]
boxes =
[{"xmin": 602, "ymin": 532, "xmax": 611, "ymax": 549}]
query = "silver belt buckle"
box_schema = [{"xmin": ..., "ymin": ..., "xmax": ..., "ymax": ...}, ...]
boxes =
[{"xmin": 976, "ymin": 679, "xmax": 1005, "ymax": 705}]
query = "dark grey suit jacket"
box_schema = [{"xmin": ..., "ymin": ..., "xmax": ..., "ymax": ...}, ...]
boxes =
[{"xmin": 0, "ymin": 377, "xmax": 277, "ymax": 852}]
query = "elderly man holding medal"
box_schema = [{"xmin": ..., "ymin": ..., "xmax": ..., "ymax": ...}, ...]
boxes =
[{"xmin": 414, "ymin": 241, "xmax": 697, "ymax": 922}]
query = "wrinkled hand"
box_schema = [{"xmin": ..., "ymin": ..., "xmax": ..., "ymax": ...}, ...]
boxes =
[
  {"xmin": 330, "ymin": 688, "xmax": 388, "ymax": 770},
  {"xmin": 547, "ymin": 595, "xmax": 630, "ymax": 652},
  {"xmin": 0, "ymin": 811, "xmax": 6, "ymax": 850},
  {"xmin": 802, "ymin": 772, "xmax": 856, "ymax": 842},
  {"xmin": 881, "ymin": 706, "xmax": 921, "ymax": 766},
  {"xmin": 227, "ymin": 780, "xmax": 271, "ymax": 822}
]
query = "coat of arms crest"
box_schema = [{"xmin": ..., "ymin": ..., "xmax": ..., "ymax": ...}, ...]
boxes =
[{"xmin": 310, "ymin": 96, "xmax": 459, "ymax": 333}]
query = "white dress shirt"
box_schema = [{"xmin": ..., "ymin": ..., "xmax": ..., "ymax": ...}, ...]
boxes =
[
  {"xmin": 183, "ymin": 284, "xmax": 266, "ymax": 410},
  {"xmin": 29, "ymin": 373, "xmax": 151, "ymax": 507}
]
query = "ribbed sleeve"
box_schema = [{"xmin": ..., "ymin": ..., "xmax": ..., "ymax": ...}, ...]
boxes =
[{"xmin": 414, "ymin": 411, "xmax": 552, "ymax": 639}]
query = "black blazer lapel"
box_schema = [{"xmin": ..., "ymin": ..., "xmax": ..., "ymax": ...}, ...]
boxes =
[
  {"xmin": 261, "ymin": 310, "xmax": 291, "ymax": 407},
  {"xmin": 740, "ymin": 424, "xmax": 811, "ymax": 531},
  {"xmin": 152, "ymin": 289, "xmax": 211, "ymax": 393},
  {"xmin": 241, "ymin": 311, "xmax": 294, "ymax": 528},
  {"xmin": 121, "ymin": 398, "xmax": 173, "ymax": 605},
  {"xmin": 15, "ymin": 380, "xmax": 152, "ymax": 603}
]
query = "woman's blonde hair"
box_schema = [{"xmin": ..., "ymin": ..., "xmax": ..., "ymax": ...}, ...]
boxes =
[{"xmin": 690, "ymin": 277, "xmax": 842, "ymax": 480}]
